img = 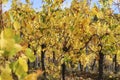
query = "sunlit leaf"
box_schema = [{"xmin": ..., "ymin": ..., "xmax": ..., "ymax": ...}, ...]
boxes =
[
  {"xmin": 18, "ymin": 57, "xmax": 28, "ymax": 72},
  {"xmin": 24, "ymin": 70, "xmax": 43, "ymax": 80},
  {"xmin": 13, "ymin": 60, "xmax": 27, "ymax": 79},
  {"xmin": 3, "ymin": 28, "xmax": 14, "ymax": 39},
  {"xmin": 25, "ymin": 48, "xmax": 35, "ymax": 62},
  {"xmin": 13, "ymin": 21, "xmax": 21, "ymax": 31},
  {"xmin": 1, "ymin": 64, "xmax": 13, "ymax": 80},
  {"xmin": 0, "ymin": 31, "xmax": 6, "ymax": 49}
]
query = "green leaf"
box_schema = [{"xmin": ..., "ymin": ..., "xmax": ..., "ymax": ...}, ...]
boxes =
[
  {"xmin": 109, "ymin": 24, "xmax": 118, "ymax": 30},
  {"xmin": 9, "ymin": 62, "xmax": 16, "ymax": 71},
  {"xmin": 13, "ymin": 60, "xmax": 27, "ymax": 79},
  {"xmin": 63, "ymin": 55, "xmax": 71, "ymax": 63},
  {"xmin": 3, "ymin": 50, "xmax": 10, "ymax": 57},
  {"xmin": 25, "ymin": 48, "xmax": 35, "ymax": 62},
  {"xmin": 14, "ymin": 34, "xmax": 21, "ymax": 43},
  {"xmin": 9, "ymin": 48, "xmax": 17, "ymax": 56},
  {"xmin": 70, "ymin": 26, "xmax": 74, "ymax": 31},
  {"xmin": 3, "ymin": 43, "xmax": 22, "ymax": 57},
  {"xmin": 2, "ymin": 39, "xmax": 16, "ymax": 56}
]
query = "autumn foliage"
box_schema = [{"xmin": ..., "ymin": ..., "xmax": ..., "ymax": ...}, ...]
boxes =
[{"xmin": 0, "ymin": 0, "xmax": 120, "ymax": 80}]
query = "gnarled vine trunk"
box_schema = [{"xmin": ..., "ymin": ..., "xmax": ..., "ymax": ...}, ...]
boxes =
[
  {"xmin": 91, "ymin": 59, "xmax": 96, "ymax": 71},
  {"xmin": 53, "ymin": 51, "xmax": 55, "ymax": 63},
  {"xmin": 98, "ymin": 51, "xmax": 104, "ymax": 80},
  {"xmin": 114, "ymin": 54, "xmax": 117, "ymax": 74},
  {"xmin": 61, "ymin": 62, "xmax": 66, "ymax": 80},
  {"xmin": 41, "ymin": 50, "xmax": 46, "ymax": 77},
  {"xmin": 41, "ymin": 44, "xmax": 46, "ymax": 78}
]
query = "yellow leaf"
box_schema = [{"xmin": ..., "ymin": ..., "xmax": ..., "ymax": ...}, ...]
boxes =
[
  {"xmin": 4, "ymin": 39, "xmax": 15, "ymax": 51},
  {"xmin": 3, "ymin": 28, "xmax": 14, "ymax": 39},
  {"xmin": 0, "ymin": 31, "xmax": 6, "ymax": 49},
  {"xmin": 14, "ymin": 44, "xmax": 22, "ymax": 52},
  {"xmin": 24, "ymin": 70, "xmax": 43, "ymax": 80},
  {"xmin": 91, "ymin": 6, "xmax": 99, "ymax": 15},
  {"xmin": 14, "ymin": 21, "xmax": 21, "ymax": 30},
  {"xmin": 18, "ymin": 57, "xmax": 28, "ymax": 72},
  {"xmin": 26, "ymin": 0, "xmax": 30, "ymax": 3},
  {"xmin": 24, "ymin": 73, "xmax": 37, "ymax": 80},
  {"xmin": 0, "ymin": 31, "xmax": 15, "ymax": 50},
  {"xmin": 3, "ymin": 0, "xmax": 8, "ymax": 4},
  {"xmin": 26, "ymin": 23, "xmax": 33, "ymax": 34},
  {"xmin": 81, "ymin": 18, "xmax": 90, "ymax": 26},
  {"xmin": 1, "ymin": 64, "xmax": 13, "ymax": 80}
]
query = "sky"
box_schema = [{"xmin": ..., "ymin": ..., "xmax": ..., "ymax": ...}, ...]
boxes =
[
  {"xmin": 2, "ymin": 0, "xmax": 120, "ymax": 13},
  {"xmin": 2, "ymin": 0, "xmax": 73, "ymax": 12}
]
